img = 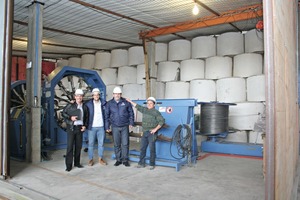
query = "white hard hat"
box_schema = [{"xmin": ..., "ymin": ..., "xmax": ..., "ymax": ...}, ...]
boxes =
[
  {"xmin": 113, "ymin": 86, "xmax": 122, "ymax": 94},
  {"xmin": 92, "ymin": 88, "xmax": 100, "ymax": 94},
  {"xmin": 75, "ymin": 89, "xmax": 84, "ymax": 95},
  {"xmin": 147, "ymin": 97, "xmax": 156, "ymax": 104}
]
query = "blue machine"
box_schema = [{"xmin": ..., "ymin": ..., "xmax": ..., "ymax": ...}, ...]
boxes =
[
  {"xmin": 10, "ymin": 80, "xmax": 27, "ymax": 160},
  {"xmin": 43, "ymin": 66, "xmax": 106, "ymax": 150},
  {"xmin": 201, "ymin": 133, "xmax": 263, "ymax": 157},
  {"xmin": 127, "ymin": 99, "xmax": 198, "ymax": 171},
  {"xmin": 199, "ymin": 102, "xmax": 263, "ymax": 157},
  {"xmin": 10, "ymin": 66, "xmax": 106, "ymax": 159}
]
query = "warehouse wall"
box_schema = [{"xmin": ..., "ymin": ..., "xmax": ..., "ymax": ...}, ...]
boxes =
[
  {"xmin": 264, "ymin": 1, "xmax": 299, "ymax": 199},
  {"xmin": 11, "ymin": 56, "xmax": 55, "ymax": 82}
]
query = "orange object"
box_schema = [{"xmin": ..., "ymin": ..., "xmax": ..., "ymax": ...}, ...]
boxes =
[
  {"xmin": 256, "ymin": 20, "xmax": 264, "ymax": 30},
  {"xmin": 140, "ymin": 4, "xmax": 263, "ymax": 39}
]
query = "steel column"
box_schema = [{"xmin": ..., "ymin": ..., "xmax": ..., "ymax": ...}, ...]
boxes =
[
  {"xmin": 26, "ymin": 1, "xmax": 43, "ymax": 163},
  {"xmin": 0, "ymin": 0, "xmax": 13, "ymax": 179},
  {"xmin": 263, "ymin": 0, "xmax": 275, "ymax": 199}
]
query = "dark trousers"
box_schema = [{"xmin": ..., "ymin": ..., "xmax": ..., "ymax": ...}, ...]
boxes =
[
  {"xmin": 65, "ymin": 126, "xmax": 83, "ymax": 169},
  {"xmin": 112, "ymin": 126, "xmax": 129, "ymax": 162},
  {"xmin": 139, "ymin": 131, "xmax": 156, "ymax": 166}
]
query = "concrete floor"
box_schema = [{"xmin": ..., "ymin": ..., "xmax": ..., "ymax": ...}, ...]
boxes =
[{"xmin": 0, "ymin": 141, "xmax": 266, "ymax": 200}]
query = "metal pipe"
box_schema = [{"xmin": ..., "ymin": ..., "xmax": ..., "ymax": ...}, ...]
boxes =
[
  {"xmin": 263, "ymin": 0, "xmax": 275, "ymax": 199},
  {"xmin": 1, "ymin": 0, "xmax": 14, "ymax": 179},
  {"xmin": 19, "ymin": 121, "xmax": 23, "ymax": 149}
]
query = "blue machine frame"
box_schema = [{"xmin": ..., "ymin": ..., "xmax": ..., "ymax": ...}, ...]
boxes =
[
  {"xmin": 201, "ymin": 134, "xmax": 263, "ymax": 157},
  {"xmin": 199, "ymin": 102, "xmax": 263, "ymax": 157},
  {"xmin": 125, "ymin": 98, "xmax": 198, "ymax": 171},
  {"xmin": 43, "ymin": 66, "xmax": 106, "ymax": 150},
  {"xmin": 10, "ymin": 80, "xmax": 27, "ymax": 160},
  {"xmin": 10, "ymin": 66, "xmax": 107, "ymax": 159}
]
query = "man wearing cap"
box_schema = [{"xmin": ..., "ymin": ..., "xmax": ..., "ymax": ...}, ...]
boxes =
[
  {"xmin": 126, "ymin": 97, "xmax": 165, "ymax": 170},
  {"xmin": 85, "ymin": 88, "xmax": 107, "ymax": 166},
  {"xmin": 105, "ymin": 86, "xmax": 134, "ymax": 167},
  {"xmin": 62, "ymin": 89, "xmax": 89, "ymax": 172}
]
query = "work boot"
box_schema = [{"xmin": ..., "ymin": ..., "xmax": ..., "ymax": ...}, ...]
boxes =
[
  {"xmin": 114, "ymin": 161, "xmax": 122, "ymax": 166},
  {"xmin": 136, "ymin": 164, "xmax": 145, "ymax": 168},
  {"xmin": 99, "ymin": 158, "xmax": 107, "ymax": 165},
  {"xmin": 123, "ymin": 161, "xmax": 130, "ymax": 167},
  {"xmin": 88, "ymin": 159, "xmax": 94, "ymax": 166}
]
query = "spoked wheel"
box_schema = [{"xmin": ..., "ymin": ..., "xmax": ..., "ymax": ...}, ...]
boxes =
[
  {"xmin": 11, "ymin": 81, "xmax": 26, "ymax": 115},
  {"xmin": 53, "ymin": 75, "xmax": 91, "ymax": 130}
]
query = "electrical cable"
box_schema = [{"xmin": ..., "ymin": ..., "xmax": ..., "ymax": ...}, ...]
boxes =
[{"xmin": 170, "ymin": 124, "xmax": 192, "ymax": 160}]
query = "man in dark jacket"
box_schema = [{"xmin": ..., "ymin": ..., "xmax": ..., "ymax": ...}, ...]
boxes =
[
  {"xmin": 105, "ymin": 86, "xmax": 134, "ymax": 167},
  {"xmin": 62, "ymin": 89, "xmax": 89, "ymax": 172},
  {"xmin": 85, "ymin": 88, "xmax": 107, "ymax": 166}
]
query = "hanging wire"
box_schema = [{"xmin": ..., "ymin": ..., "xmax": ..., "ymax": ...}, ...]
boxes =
[{"xmin": 170, "ymin": 124, "xmax": 192, "ymax": 160}]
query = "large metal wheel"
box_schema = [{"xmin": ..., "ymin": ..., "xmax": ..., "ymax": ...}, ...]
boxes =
[
  {"xmin": 53, "ymin": 75, "xmax": 91, "ymax": 130},
  {"xmin": 10, "ymin": 80, "xmax": 26, "ymax": 114},
  {"xmin": 44, "ymin": 66, "xmax": 106, "ymax": 149}
]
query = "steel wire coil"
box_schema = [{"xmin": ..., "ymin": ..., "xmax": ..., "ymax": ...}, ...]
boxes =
[{"xmin": 200, "ymin": 103, "xmax": 230, "ymax": 135}]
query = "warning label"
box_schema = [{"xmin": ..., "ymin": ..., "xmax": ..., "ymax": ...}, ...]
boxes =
[
  {"xmin": 159, "ymin": 107, "xmax": 166, "ymax": 112},
  {"xmin": 166, "ymin": 107, "xmax": 173, "ymax": 114}
]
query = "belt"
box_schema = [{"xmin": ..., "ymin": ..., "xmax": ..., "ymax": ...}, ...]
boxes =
[{"xmin": 73, "ymin": 125, "xmax": 83, "ymax": 129}]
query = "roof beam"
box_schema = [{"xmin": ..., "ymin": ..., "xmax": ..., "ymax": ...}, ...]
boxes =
[
  {"xmin": 195, "ymin": 0, "xmax": 242, "ymax": 32},
  {"xmin": 69, "ymin": 0, "xmax": 185, "ymax": 39},
  {"xmin": 13, "ymin": 37, "xmax": 107, "ymax": 51},
  {"xmin": 14, "ymin": 20, "xmax": 140, "ymax": 46},
  {"xmin": 140, "ymin": 4, "xmax": 263, "ymax": 39},
  {"xmin": 12, "ymin": 49, "xmax": 82, "ymax": 56},
  {"xmin": 69, "ymin": 0, "xmax": 157, "ymax": 28}
]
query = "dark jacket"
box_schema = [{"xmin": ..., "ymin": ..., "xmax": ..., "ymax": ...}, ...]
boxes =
[
  {"xmin": 105, "ymin": 97, "xmax": 134, "ymax": 130},
  {"xmin": 62, "ymin": 102, "xmax": 89, "ymax": 131},
  {"xmin": 85, "ymin": 98, "xmax": 106, "ymax": 130}
]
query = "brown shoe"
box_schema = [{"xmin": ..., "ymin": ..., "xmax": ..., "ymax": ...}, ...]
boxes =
[
  {"xmin": 88, "ymin": 159, "xmax": 94, "ymax": 166},
  {"xmin": 99, "ymin": 158, "xmax": 107, "ymax": 165}
]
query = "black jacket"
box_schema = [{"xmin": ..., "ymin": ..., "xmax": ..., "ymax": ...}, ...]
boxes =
[{"xmin": 62, "ymin": 102, "xmax": 89, "ymax": 131}]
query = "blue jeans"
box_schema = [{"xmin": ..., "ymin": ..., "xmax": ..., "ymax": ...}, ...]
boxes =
[
  {"xmin": 112, "ymin": 126, "xmax": 129, "ymax": 162},
  {"xmin": 88, "ymin": 127, "xmax": 105, "ymax": 160},
  {"xmin": 82, "ymin": 131, "xmax": 88, "ymax": 149},
  {"xmin": 139, "ymin": 131, "xmax": 156, "ymax": 166}
]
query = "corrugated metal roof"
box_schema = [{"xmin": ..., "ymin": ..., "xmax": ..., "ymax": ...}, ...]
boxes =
[{"xmin": 12, "ymin": 0, "xmax": 262, "ymax": 59}]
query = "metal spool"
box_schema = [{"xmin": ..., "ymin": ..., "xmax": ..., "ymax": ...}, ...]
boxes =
[{"xmin": 200, "ymin": 102, "xmax": 235, "ymax": 135}]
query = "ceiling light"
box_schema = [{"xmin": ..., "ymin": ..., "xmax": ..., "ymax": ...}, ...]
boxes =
[{"xmin": 192, "ymin": 4, "xmax": 199, "ymax": 15}]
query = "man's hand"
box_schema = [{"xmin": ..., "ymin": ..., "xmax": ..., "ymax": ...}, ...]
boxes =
[
  {"xmin": 71, "ymin": 116, "xmax": 77, "ymax": 121},
  {"xmin": 81, "ymin": 126, "xmax": 86, "ymax": 132},
  {"xmin": 150, "ymin": 129, "xmax": 157, "ymax": 134}
]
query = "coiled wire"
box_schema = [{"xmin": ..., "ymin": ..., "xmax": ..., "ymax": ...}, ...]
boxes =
[
  {"xmin": 200, "ymin": 103, "xmax": 229, "ymax": 135},
  {"xmin": 170, "ymin": 124, "xmax": 192, "ymax": 160}
]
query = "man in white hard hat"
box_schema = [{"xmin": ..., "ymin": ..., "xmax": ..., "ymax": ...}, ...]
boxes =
[
  {"xmin": 105, "ymin": 86, "xmax": 134, "ymax": 167},
  {"xmin": 126, "ymin": 97, "xmax": 165, "ymax": 170},
  {"xmin": 62, "ymin": 88, "xmax": 89, "ymax": 172},
  {"xmin": 85, "ymin": 88, "xmax": 107, "ymax": 166}
]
